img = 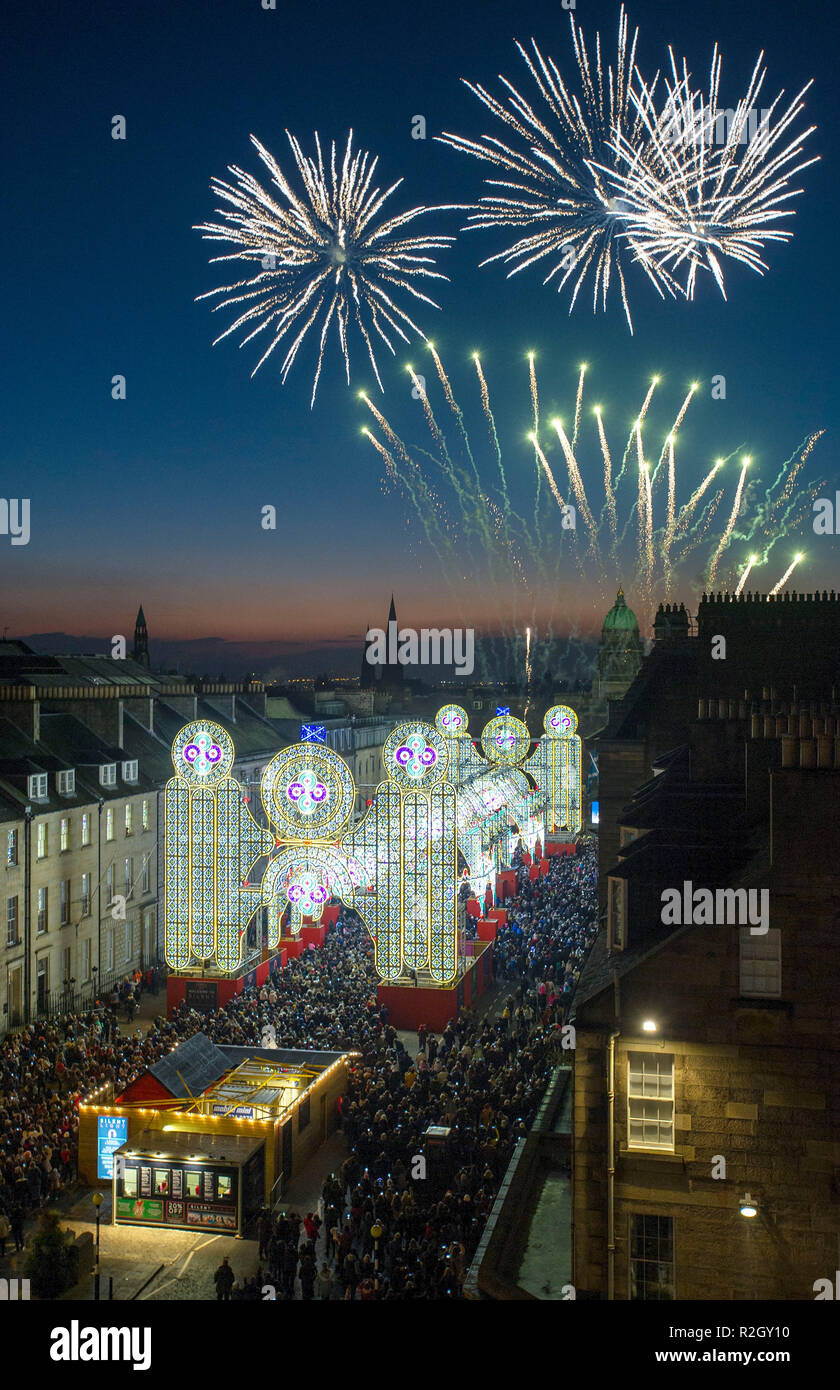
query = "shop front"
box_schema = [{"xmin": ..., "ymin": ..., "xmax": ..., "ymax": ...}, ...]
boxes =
[{"xmin": 113, "ymin": 1129, "xmax": 265, "ymax": 1237}]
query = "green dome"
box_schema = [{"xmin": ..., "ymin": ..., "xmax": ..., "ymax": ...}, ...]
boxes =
[{"xmin": 602, "ymin": 587, "xmax": 639, "ymax": 633}]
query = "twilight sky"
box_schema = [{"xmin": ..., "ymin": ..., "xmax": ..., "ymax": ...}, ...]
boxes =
[{"xmin": 1, "ymin": 0, "xmax": 837, "ymax": 658}]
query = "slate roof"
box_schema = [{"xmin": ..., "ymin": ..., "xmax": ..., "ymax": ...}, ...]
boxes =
[{"xmin": 149, "ymin": 1033, "xmax": 231, "ymax": 1099}]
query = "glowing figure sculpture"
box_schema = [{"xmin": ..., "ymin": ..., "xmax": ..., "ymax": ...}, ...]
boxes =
[
  {"xmin": 345, "ymin": 720, "xmax": 459, "ymax": 985},
  {"xmin": 259, "ymin": 743, "xmax": 356, "ymax": 941},
  {"xmin": 523, "ymin": 705, "xmax": 582, "ymax": 835},
  {"xmin": 164, "ymin": 721, "xmax": 273, "ymax": 973}
]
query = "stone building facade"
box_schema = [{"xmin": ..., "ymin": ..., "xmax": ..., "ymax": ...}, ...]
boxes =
[{"xmin": 572, "ymin": 600, "xmax": 840, "ymax": 1300}]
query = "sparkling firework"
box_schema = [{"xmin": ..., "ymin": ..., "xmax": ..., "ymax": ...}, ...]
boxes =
[
  {"xmin": 360, "ymin": 348, "xmax": 824, "ymax": 631},
  {"xmin": 195, "ymin": 132, "xmax": 456, "ymax": 405},
  {"xmin": 439, "ymin": 10, "xmax": 816, "ymax": 325},
  {"xmin": 606, "ymin": 46, "xmax": 819, "ymax": 299},
  {"xmin": 437, "ymin": 7, "xmax": 681, "ymax": 331}
]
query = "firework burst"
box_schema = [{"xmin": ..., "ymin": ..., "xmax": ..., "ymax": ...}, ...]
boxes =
[
  {"xmin": 605, "ymin": 46, "xmax": 818, "ymax": 299},
  {"xmin": 195, "ymin": 132, "xmax": 456, "ymax": 405},
  {"xmin": 359, "ymin": 348, "xmax": 824, "ymax": 628},
  {"xmin": 437, "ymin": 6, "xmax": 681, "ymax": 331}
]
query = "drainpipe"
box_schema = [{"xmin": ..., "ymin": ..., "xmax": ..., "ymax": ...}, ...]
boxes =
[
  {"xmin": 607, "ymin": 967, "xmax": 621, "ymax": 1300},
  {"xmin": 24, "ymin": 806, "xmax": 33, "ymax": 1025},
  {"xmin": 97, "ymin": 799, "xmax": 103, "ymax": 983},
  {"xmin": 607, "ymin": 1028, "xmax": 619, "ymax": 1300}
]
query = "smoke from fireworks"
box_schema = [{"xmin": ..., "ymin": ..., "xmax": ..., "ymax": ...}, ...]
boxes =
[
  {"xmin": 360, "ymin": 348, "xmax": 823, "ymax": 634},
  {"xmin": 195, "ymin": 132, "xmax": 456, "ymax": 405}
]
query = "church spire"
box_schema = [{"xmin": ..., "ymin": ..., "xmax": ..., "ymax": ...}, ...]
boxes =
[{"xmin": 133, "ymin": 605, "xmax": 150, "ymax": 669}]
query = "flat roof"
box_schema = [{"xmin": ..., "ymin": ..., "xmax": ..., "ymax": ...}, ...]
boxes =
[{"xmin": 115, "ymin": 1128, "xmax": 264, "ymax": 1166}]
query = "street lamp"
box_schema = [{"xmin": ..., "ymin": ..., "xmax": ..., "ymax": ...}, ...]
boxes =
[
  {"xmin": 92, "ymin": 1191, "xmax": 104, "ymax": 1300},
  {"xmin": 370, "ymin": 1222, "xmax": 383, "ymax": 1285}
]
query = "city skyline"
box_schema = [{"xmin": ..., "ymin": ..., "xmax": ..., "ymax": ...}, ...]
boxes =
[{"xmin": 2, "ymin": 0, "xmax": 837, "ymax": 648}]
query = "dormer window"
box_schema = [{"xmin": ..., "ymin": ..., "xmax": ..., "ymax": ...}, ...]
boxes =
[
  {"xmin": 28, "ymin": 773, "xmax": 48, "ymax": 801},
  {"xmin": 100, "ymin": 764, "xmax": 117, "ymax": 788},
  {"xmin": 122, "ymin": 760, "xmax": 138, "ymax": 783},
  {"xmin": 57, "ymin": 769, "xmax": 76, "ymax": 796}
]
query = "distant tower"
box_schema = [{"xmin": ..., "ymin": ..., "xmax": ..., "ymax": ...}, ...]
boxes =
[
  {"xmin": 597, "ymin": 588, "xmax": 643, "ymax": 700},
  {"xmin": 133, "ymin": 605, "xmax": 150, "ymax": 669},
  {"xmin": 381, "ymin": 594, "xmax": 404, "ymax": 688}
]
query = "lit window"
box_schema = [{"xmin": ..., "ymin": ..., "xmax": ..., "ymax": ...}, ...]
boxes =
[
  {"xmin": 122, "ymin": 760, "xmax": 138, "ymax": 783},
  {"xmin": 60, "ymin": 879, "xmax": 71, "ymax": 926},
  {"xmin": 142, "ymin": 855, "xmax": 150, "ymax": 894},
  {"xmin": 81, "ymin": 814, "xmax": 91, "ymax": 847},
  {"xmin": 100, "ymin": 764, "xmax": 117, "ymax": 788},
  {"xmin": 629, "ymin": 1214, "xmax": 675, "ymax": 1300},
  {"xmin": 28, "ymin": 773, "xmax": 48, "ymax": 800},
  {"xmin": 125, "ymin": 803, "xmax": 133, "ymax": 835},
  {"xmin": 628, "ymin": 1052, "xmax": 674, "ymax": 1151},
  {"xmin": 81, "ymin": 873, "xmax": 91, "ymax": 917},
  {"xmin": 106, "ymin": 808, "xmax": 115, "ymax": 841},
  {"xmin": 125, "ymin": 857, "xmax": 132, "ymax": 897},
  {"xmin": 81, "ymin": 937, "xmax": 91, "ymax": 981},
  {"xmin": 57, "ymin": 769, "xmax": 75, "ymax": 796},
  {"xmin": 7, "ymin": 829, "xmax": 18, "ymax": 866},
  {"xmin": 141, "ymin": 800, "xmax": 150, "ymax": 831},
  {"xmin": 7, "ymin": 896, "xmax": 18, "ymax": 946},
  {"xmin": 739, "ymin": 928, "xmax": 781, "ymax": 998},
  {"xmin": 37, "ymin": 887, "xmax": 48, "ymax": 934},
  {"xmin": 60, "ymin": 818, "xmax": 70, "ymax": 852},
  {"xmin": 36, "ymin": 823, "xmax": 48, "ymax": 859}
]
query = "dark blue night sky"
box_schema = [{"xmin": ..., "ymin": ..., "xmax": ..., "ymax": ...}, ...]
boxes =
[{"xmin": 1, "ymin": 0, "xmax": 836, "ymax": 656}]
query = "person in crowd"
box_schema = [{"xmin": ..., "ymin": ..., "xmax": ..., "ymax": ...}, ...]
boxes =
[{"xmin": 213, "ymin": 1256, "xmax": 235, "ymax": 1301}]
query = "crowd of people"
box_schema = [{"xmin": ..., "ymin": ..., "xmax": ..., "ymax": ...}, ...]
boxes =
[
  {"xmin": 0, "ymin": 837, "xmax": 598, "ymax": 1298},
  {"xmin": 494, "ymin": 840, "xmax": 598, "ymax": 1005}
]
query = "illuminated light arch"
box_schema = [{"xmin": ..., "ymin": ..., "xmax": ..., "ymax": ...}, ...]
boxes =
[
  {"xmin": 164, "ymin": 721, "xmax": 272, "ymax": 973},
  {"xmin": 524, "ymin": 703, "xmax": 582, "ymax": 835},
  {"xmin": 261, "ymin": 846, "xmax": 355, "ymax": 943},
  {"xmin": 435, "ymin": 702, "xmax": 485, "ymax": 786},
  {"xmin": 261, "ymin": 743, "xmax": 355, "ymax": 840},
  {"xmin": 259, "ymin": 743, "xmax": 358, "ymax": 938},
  {"xmin": 346, "ymin": 720, "xmax": 458, "ymax": 985},
  {"xmin": 481, "ymin": 713, "xmax": 532, "ymax": 767}
]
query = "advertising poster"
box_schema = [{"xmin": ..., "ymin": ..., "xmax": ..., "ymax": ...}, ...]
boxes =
[{"xmin": 96, "ymin": 1115, "xmax": 128, "ymax": 1180}]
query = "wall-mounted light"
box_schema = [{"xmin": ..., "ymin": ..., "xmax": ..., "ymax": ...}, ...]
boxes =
[
  {"xmin": 642, "ymin": 1019, "xmax": 657, "ymax": 1034},
  {"xmin": 739, "ymin": 1193, "xmax": 758, "ymax": 1218}
]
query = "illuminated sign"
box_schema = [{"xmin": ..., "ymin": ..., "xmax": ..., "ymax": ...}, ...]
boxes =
[
  {"xmin": 97, "ymin": 1115, "xmax": 128, "ymax": 1180},
  {"xmin": 591, "ymin": 800, "xmax": 600, "ymax": 825},
  {"xmin": 210, "ymin": 1104, "xmax": 255, "ymax": 1119}
]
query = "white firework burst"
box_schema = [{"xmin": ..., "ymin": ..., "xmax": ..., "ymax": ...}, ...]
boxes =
[
  {"xmin": 437, "ymin": 5, "xmax": 681, "ymax": 332},
  {"xmin": 195, "ymin": 131, "xmax": 456, "ymax": 405},
  {"xmin": 603, "ymin": 46, "xmax": 818, "ymax": 299}
]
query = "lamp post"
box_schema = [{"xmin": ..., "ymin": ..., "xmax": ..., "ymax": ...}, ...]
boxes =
[
  {"xmin": 92, "ymin": 1191, "xmax": 104, "ymax": 1300},
  {"xmin": 370, "ymin": 1221, "xmax": 383, "ymax": 1295}
]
